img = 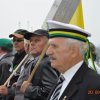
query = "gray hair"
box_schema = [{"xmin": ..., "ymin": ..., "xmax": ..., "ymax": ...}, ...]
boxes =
[{"xmin": 66, "ymin": 38, "xmax": 89, "ymax": 57}]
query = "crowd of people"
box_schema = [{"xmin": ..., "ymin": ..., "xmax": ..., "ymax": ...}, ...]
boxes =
[{"xmin": 0, "ymin": 20, "xmax": 100, "ymax": 100}]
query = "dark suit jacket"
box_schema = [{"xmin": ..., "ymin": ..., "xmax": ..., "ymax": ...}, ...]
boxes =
[{"xmin": 47, "ymin": 62, "xmax": 100, "ymax": 100}]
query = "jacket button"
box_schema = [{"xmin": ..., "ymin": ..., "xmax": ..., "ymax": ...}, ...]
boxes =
[{"xmin": 63, "ymin": 96, "xmax": 68, "ymax": 100}]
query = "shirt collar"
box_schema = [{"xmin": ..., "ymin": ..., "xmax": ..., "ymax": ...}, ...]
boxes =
[{"xmin": 62, "ymin": 60, "xmax": 83, "ymax": 83}]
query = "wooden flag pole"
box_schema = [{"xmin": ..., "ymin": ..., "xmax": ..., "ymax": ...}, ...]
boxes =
[
  {"xmin": 28, "ymin": 42, "xmax": 49, "ymax": 82},
  {"xmin": 4, "ymin": 54, "xmax": 29, "ymax": 86}
]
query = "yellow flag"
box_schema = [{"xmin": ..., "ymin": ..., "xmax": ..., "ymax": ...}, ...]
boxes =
[{"xmin": 69, "ymin": 0, "xmax": 84, "ymax": 29}]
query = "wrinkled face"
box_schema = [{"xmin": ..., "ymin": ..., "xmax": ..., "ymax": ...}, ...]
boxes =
[
  {"xmin": 46, "ymin": 37, "xmax": 73, "ymax": 73},
  {"xmin": 30, "ymin": 35, "xmax": 48, "ymax": 57},
  {"xmin": 13, "ymin": 37, "xmax": 24, "ymax": 53}
]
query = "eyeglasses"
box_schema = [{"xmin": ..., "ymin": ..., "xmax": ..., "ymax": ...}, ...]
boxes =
[{"xmin": 12, "ymin": 39, "xmax": 24, "ymax": 42}]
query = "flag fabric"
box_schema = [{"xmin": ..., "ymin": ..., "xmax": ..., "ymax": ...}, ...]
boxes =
[{"xmin": 69, "ymin": 0, "xmax": 84, "ymax": 29}]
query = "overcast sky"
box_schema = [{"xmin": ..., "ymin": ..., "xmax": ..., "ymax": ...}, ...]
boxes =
[{"xmin": 0, "ymin": 0, "xmax": 100, "ymax": 46}]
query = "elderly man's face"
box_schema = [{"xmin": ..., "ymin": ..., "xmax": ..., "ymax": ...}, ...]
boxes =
[
  {"xmin": 30, "ymin": 35, "xmax": 48, "ymax": 57},
  {"xmin": 47, "ymin": 37, "xmax": 73, "ymax": 73}
]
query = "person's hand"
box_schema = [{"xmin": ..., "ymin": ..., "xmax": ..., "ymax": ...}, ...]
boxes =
[
  {"xmin": 20, "ymin": 81, "xmax": 31, "ymax": 93},
  {"xmin": 0, "ymin": 85, "xmax": 8, "ymax": 95},
  {"xmin": 12, "ymin": 82, "xmax": 17, "ymax": 88}
]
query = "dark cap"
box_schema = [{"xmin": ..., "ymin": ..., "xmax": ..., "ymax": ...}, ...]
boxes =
[
  {"xmin": 24, "ymin": 29, "xmax": 49, "ymax": 40},
  {"xmin": 9, "ymin": 29, "xmax": 29, "ymax": 38}
]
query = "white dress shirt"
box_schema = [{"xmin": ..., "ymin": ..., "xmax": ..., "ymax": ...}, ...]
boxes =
[{"xmin": 58, "ymin": 61, "xmax": 83, "ymax": 99}]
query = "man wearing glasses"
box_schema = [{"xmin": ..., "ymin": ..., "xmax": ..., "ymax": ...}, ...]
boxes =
[{"xmin": 0, "ymin": 29, "xmax": 28, "ymax": 100}]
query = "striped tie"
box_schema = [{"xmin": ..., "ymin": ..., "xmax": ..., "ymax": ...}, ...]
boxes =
[{"xmin": 50, "ymin": 75, "xmax": 65, "ymax": 100}]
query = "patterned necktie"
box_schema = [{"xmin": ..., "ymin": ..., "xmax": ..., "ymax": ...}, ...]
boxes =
[{"xmin": 50, "ymin": 75, "xmax": 65, "ymax": 100}]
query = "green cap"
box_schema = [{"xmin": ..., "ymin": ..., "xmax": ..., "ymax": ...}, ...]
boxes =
[{"xmin": 0, "ymin": 38, "xmax": 13, "ymax": 50}]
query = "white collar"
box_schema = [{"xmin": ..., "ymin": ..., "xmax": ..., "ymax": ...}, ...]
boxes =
[
  {"xmin": 63, "ymin": 60, "xmax": 83, "ymax": 81},
  {"xmin": 58, "ymin": 60, "xmax": 83, "ymax": 99}
]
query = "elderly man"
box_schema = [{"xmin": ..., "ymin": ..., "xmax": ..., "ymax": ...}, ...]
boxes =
[
  {"xmin": 46, "ymin": 20, "xmax": 100, "ymax": 100},
  {"xmin": 0, "ymin": 29, "xmax": 29, "ymax": 100},
  {"xmin": 16, "ymin": 29, "xmax": 59, "ymax": 100}
]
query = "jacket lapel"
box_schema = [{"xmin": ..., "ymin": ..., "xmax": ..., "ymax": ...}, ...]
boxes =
[{"xmin": 60, "ymin": 62, "xmax": 88, "ymax": 100}]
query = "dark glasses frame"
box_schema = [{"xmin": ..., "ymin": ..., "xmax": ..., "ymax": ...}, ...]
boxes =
[{"xmin": 12, "ymin": 38, "xmax": 24, "ymax": 42}]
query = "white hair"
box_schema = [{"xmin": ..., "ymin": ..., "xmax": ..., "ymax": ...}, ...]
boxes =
[{"xmin": 66, "ymin": 38, "xmax": 88, "ymax": 57}]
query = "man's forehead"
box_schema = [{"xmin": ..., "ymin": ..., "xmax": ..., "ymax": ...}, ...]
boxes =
[
  {"xmin": 30, "ymin": 34, "xmax": 44, "ymax": 38},
  {"xmin": 30, "ymin": 35, "xmax": 46, "ymax": 42},
  {"xmin": 30, "ymin": 35, "xmax": 44, "ymax": 39},
  {"xmin": 49, "ymin": 37, "xmax": 67, "ymax": 46},
  {"xmin": 49, "ymin": 37, "xmax": 66, "ymax": 42}
]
